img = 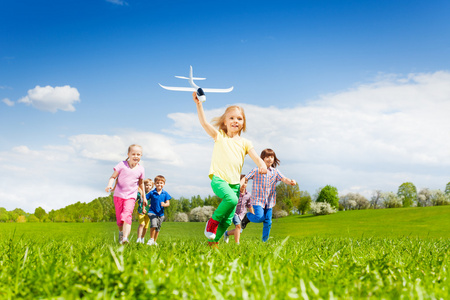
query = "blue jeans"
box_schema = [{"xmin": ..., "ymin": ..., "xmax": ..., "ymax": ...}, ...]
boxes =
[{"xmin": 246, "ymin": 205, "xmax": 272, "ymax": 242}]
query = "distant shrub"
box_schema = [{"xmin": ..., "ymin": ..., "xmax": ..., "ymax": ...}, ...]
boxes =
[
  {"xmin": 309, "ymin": 202, "xmax": 337, "ymax": 215},
  {"xmin": 273, "ymin": 210, "xmax": 288, "ymax": 219},
  {"xmin": 340, "ymin": 193, "xmax": 370, "ymax": 210},
  {"xmin": 381, "ymin": 192, "xmax": 403, "ymax": 208},
  {"xmin": 28, "ymin": 215, "xmax": 40, "ymax": 223},
  {"xmin": 174, "ymin": 213, "xmax": 189, "ymax": 222},
  {"xmin": 189, "ymin": 206, "xmax": 215, "ymax": 222},
  {"xmin": 430, "ymin": 190, "xmax": 450, "ymax": 206}
]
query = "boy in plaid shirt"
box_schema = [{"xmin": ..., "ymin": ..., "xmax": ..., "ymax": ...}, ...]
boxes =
[
  {"xmin": 223, "ymin": 175, "xmax": 254, "ymax": 244},
  {"xmin": 240, "ymin": 148, "xmax": 297, "ymax": 242}
]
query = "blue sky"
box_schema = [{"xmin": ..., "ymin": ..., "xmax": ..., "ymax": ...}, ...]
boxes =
[{"xmin": 1, "ymin": 0, "xmax": 450, "ymax": 212}]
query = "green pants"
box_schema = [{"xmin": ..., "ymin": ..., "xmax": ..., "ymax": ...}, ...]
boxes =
[{"xmin": 210, "ymin": 175, "xmax": 240, "ymax": 242}]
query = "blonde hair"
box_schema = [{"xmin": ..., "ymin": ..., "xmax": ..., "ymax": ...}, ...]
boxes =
[
  {"xmin": 144, "ymin": 178, "xmax": 154, "ymax": 193},
  {"xmin": 211, "ymin": 105, "xmax": 246, "ymax": 135}
]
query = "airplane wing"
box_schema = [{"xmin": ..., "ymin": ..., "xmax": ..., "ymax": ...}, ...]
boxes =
[
  {"xmin": 158, "ymin": 83, "xmax": 196, "ymax": 92},
  {"xmin": 202, "ymin": 86, "xmax": 234, "ymax": 93},
  {"xmin": 175, "ymin": 76, "xmax": 206, "ymax": 80}
]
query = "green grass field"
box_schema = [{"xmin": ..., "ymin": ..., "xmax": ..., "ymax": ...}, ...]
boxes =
[{"xmin": 1, "ymin": 206, "xmax": 449, "ymax": 299}]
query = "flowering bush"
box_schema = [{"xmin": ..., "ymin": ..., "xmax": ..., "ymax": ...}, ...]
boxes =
[
  {"xmin": 309, "ymin": 202, "xmax": 337, "ymax": 215},
  {"xmin": 430, "ymin": 190, "xmax": 450, "ymax": 206},
  {"xmin": 189, "ymin": 206, "xmax": 215, "ymax": 222},
  {"xmin": 381, "ymin": 192, "xmax": 403, "ymax": 208},
  {"xmin": 174, "ymin": 212, "xmax": 189, "ymax": 222},
  {"xmin": 273, "ymin": 210, "xmax": 288, "ymax": 219}
]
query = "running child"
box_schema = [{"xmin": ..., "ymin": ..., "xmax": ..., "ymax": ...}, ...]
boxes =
[
  {"xmin": 136, "ymin": 178, "xmax": 154, "ymax": 244},
  {"xmin": 193, "ymin": 92, "xmax": 267, "ymax": 247},
  {"xmin": 240, "ymin": 148, "xmax": 296, "ymax": 242},
  {"xmin": 146, "ymin": 175, "xmax": 171, "ymax": 246},
  {"xmin": 223, "ymin": 174, "xmax": 254, "ymax": 244},
  {"xmin": 105, "ymin": 144, "xmax": 146, "ymax": 245}
]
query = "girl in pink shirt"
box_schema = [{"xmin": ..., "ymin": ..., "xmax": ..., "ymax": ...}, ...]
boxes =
[{"xmin": 106, "ymin": 144, "xmax": 146, "ymax": 244}]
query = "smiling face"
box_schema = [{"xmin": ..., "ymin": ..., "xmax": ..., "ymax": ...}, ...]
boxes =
[
  {"xmin": 155, "ymin": 180, "xmax": 165, "ymax": 192},
  {"xmin": 144, "ymin": 180, "xmax": 154, "ymax": 193},
  {"xmin": 263, "ymin": 155, "xmax": 275, "ymax": 168},
  {"xmin": 127, "ymin": 146, "xmax": 142, "ymax": 165},
  {"xmin": 224, "ymin": 108, "xmax": 244, "ymax": 136}
]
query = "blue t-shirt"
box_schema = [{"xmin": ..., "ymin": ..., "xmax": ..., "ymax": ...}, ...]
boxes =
[{"xmin": 146, "ymin": 189, "xmax": 171, "ymax": 217}]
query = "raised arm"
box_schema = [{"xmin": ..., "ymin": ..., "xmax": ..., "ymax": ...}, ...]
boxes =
[
  {"xmin": 248, "ymin": 148, "xmax": 267, "ymax": 174},
  {"xmin": 193, "ymin": 92, "xmax": 218, "ymax": 139}
]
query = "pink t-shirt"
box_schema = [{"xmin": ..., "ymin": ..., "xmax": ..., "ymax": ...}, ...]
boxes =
[{"xmin": 113, "ymin": 160, "xmax": 145, "ymax": 200}]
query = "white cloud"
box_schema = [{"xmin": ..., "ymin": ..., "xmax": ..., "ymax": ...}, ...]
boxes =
[
  {"xmin": 1, "ymin": 71, "xmax": 450, "ymax": 212},
  {"xmin": 2, "ymin": 98, "xmax": 14, "ymax": 106},
  {"xmin": 18, "ymin": 85, "xmax": 80, "ymax": 113}
]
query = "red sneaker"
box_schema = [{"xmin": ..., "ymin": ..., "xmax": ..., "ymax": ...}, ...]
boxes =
[
  {"xmin": 208, "ymin": 241, "xmax": 219, "ymax": 248},
  {"xmin": 204, "ymin": 218, "xmax": 219, "ymax": 240}
]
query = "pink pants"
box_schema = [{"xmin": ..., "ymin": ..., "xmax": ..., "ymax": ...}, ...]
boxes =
[{"xmin": 114, "ymin": 196, "xmax": 135, "ymax": 226}]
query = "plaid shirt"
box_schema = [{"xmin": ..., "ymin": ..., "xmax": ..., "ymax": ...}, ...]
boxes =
[
  {"xmin": 246, "ymin": 167, "xmax": 284, "ymax": 208},
  {"xmin": 136, "ymin": 192, "xmax": 146, "ymax": 214},
  {"xmin": 235, "ymin": 191, "xmax": 252, "ymax": 220}
]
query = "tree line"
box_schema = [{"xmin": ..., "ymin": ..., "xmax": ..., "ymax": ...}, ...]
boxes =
[{"xmin": 1, "ymin": 182, "xmax": 449, "ymax": 223}]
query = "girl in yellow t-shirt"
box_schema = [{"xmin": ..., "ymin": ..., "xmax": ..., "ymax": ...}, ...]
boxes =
[{"xmin": 193, "ymin": 92, "xmax": 267, "ymax": 246}]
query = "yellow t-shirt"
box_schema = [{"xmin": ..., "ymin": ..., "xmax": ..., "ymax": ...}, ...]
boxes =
[{"xmin": 209, "ymin": 130, "xmax": 253, "ymax": 184}]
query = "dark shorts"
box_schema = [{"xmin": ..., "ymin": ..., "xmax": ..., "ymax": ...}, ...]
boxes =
[{"xmin": 148, "ymin": 213, "xmax": 165, "ymax": 232}]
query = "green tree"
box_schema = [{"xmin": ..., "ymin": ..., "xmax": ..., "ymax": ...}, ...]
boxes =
[
  {"xmin": 89, "ymin": 199, "xmax": 104, "ymax": 222},
  {"xmin": 191, "ymin": 195, "xmax": 204, "ymax": 209},
  {"xmin": 445, "ymin": 182, "xmax": 450, "ymax": 195},
  {"xmin": 397, "ymin": 182, "xmax": 417, "ymax": 208},
  {"xmin": 298, "ymin": 191, "xmax": 312, "ymax": 215},
  {"xmin": 164, "ymin": 198, "xmax": 179, "ymax": 222},
  {"xmin": 180, "ymin": 197, "xmax": 191, "ymax": 213},
  {"xmin": 275, "ymin": 182, "xmax": 300, "ymax": 214},
  {"xmin": 97, "ymin": 195, "xmax": 116, "ymax": 222},
  {"xmin": 34, "ymin": 207, "xmax": 47, "ymax": 221},
  {"xmin": 316, "ymin": 185, "xmax": 339, "ymax": 209},
  {"xmin": 204, "ymin": 195, "xmax": 220, "ymax": 208},
  {"xmin": 48, "ymin": 209, "xmax": 56, "ymax": 222}
]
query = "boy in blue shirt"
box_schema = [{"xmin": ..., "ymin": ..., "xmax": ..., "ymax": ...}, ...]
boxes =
[{"xmin": 146, "ymin": 175, "xmax": 171, "ymax": 246}]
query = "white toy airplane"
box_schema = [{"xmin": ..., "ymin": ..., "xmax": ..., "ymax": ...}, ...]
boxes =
[{"xmin": 159, "ymin": 66, "xmax": 233, "ymax": 102}]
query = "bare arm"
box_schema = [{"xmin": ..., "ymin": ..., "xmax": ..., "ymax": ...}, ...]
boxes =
[
  {"xmin": 161, "ymin": 200, "xmax": 170, "ymax": 207},
  {"xmin": 105, "ymin": 170, "xmax": 119, "ymax": 193},
  {"xmin": 193, "ymin": 92, "xmax": 218, "ymax": 139},
  {"xmin": 248, "ymin": 148, "xmax": 267, "ymax": 174},
  {"xmin": 281, "ymin": 177, "xmax": 297, "ymax": 186},
  {"xmin": 139, "ymin": 179, "xmax": 147, "ymax": 206}
]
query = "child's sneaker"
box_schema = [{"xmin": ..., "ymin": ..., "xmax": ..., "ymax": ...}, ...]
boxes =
[
  {"xmin": 204, "ymin": 218, "xmax": 219, "ymax": 240},
  {"xmin": 136, "ymin": 238, "xmax": 141, "ymax": 243},
  {"xmin": 146, "ymin": 238, "xmax": 155, "ymax": 246},
  {"xmin": 240, "ymin": 214, "xmax": 250, "ymax": 230},
  {"xmin": 223, "ymin": 231, "xmax": 229, "ymax": 243},
  {"xmin": 121, "ymin": 237, "xmax": 129, "ymax": 245},
  {"xmin": 119, "ymin": 231, "xmax": 124, "ymax": 244},
  {"xmin": 208, "ymin": 241, "xmax": 219, "ymax": 248}
]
